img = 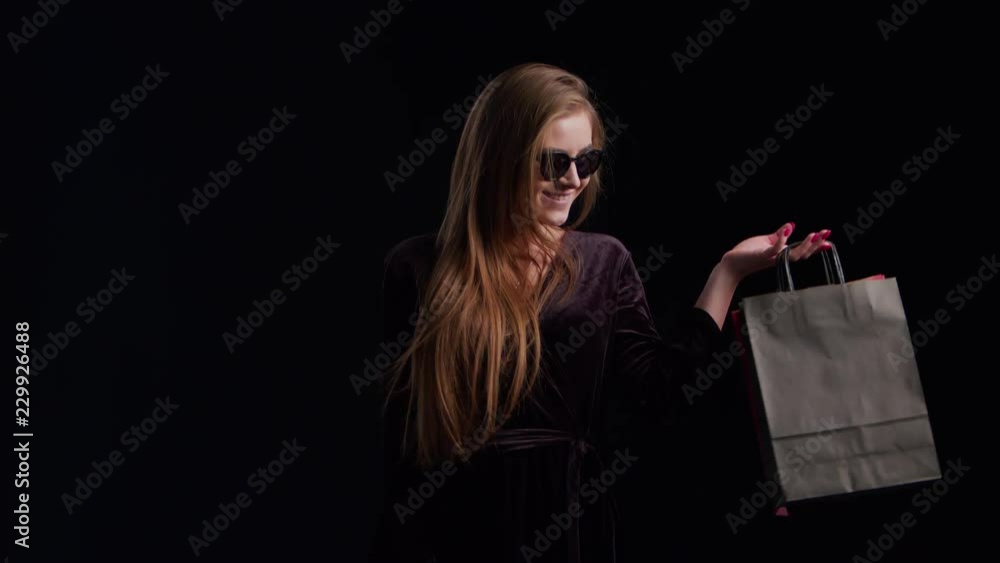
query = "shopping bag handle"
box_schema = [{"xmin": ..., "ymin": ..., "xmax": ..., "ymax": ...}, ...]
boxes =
[{"xmin": 776, "ymin": 241, "xmax": 845, "ymax": 291}]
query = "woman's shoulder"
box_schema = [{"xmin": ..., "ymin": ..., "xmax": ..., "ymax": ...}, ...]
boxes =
[
  {"xmin": 567, "ymin": 230, "xmax": 630, "ymax": 264},
  {"xmin": 383, "ymin": 230, "xmax": 631, "ymax": 278},
  {"xmin": 564, "ymin": 231, "xmax": 634, "ymax": 285},
  {"xmin": 383, "ymin": 233, "xmax": 438, "ymax": 281},
  {"xmin": 385, "ymin": 232, "xmax": 436, "ymax": 260}
]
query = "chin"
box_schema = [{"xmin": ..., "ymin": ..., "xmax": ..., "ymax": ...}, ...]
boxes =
[
  {"xmin": 539, "ymin": 211, "xmax": 570, "ymax": 227},
  {"xmin": 535, "ymin": 190, "xmax": 578, "ymax": 228}
]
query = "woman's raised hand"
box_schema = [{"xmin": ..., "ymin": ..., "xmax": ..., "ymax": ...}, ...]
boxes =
[{"xmin": 721, "ymin": 222, "xmax": 832, "ymax": 281}]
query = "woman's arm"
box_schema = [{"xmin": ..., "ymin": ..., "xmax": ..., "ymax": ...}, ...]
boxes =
[
  {"xmin": 695, "ymin": 222, "xmax": 832, "ymax": 330},
  {"xmin": 694, "ymin": 261, "xmax": 742, "ymax": 332},
  {"xmin": 609, "ymin": 222, "xmax": 833, "ymax": 416},
  {"xmin": 369, "ymin": 240, "xmax": 436, "ymax": 562}
]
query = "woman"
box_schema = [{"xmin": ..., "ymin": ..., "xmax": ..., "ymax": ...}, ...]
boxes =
[{"xmin": 371, "ymin": 63, "xmax": 832, "ymax": 562}]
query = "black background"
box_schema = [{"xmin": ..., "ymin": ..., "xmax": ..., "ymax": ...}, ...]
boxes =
[{"xmin": 3, "ymin": 0, "xmax": 993, "ymax": 561}]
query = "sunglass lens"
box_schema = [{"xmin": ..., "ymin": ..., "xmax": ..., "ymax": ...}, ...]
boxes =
[
  {"xmin": 541, "ymin": 152, "xmax": 570, "ymax": 180},
  {"xmin": 578, "ymin": 150, "xmax": 602, "ymax": 178}
]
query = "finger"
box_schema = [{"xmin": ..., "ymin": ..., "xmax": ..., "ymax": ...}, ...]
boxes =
[
  {"xmin": 818, "ymin": 232, "xmax": 834, "ymax": 253},
  {"xmin": 770, "ymin": 222, "xmax": 795, "ymax": 249},
  {"xmin": 800, "ymin": 229, "xmax": 831, "ymax": 260},
  {"xmin": 790, "ymin": 229, "xmax": 826, "ymax": 260},
  {"xmin": 789, "ymin": 232, "xmax": 815, "ymax": 261},
  {"xmin": 768, "ymin": 223, "xmax": 797, "ymax": 266}
]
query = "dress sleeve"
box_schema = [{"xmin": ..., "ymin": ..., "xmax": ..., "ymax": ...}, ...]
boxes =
[
  {"xmin": 610, "ymin": 250, "xmax": 725, "ymax": 418},
  {"xmin": 379, "ymin": 244, "xmax": 420, "ymax": 345},
  {"xmin": 368, "ymin": 246, "xmax": 436, "ymax": 562}
]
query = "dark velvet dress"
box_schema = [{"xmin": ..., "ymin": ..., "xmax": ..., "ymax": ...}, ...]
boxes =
[{"xmin": 370, "ymin": 230, "xmax": 724, "ymax": 563}]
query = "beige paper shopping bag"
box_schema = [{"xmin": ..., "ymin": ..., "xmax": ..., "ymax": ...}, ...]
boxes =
[{"xmin": 738, "ymin": 242, "xmax": 941, "ymax": 502}]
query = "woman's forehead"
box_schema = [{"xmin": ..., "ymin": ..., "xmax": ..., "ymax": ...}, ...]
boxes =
[{"xmin": 542, "ymin": 113, "xmax": 593, "ymax": 153}]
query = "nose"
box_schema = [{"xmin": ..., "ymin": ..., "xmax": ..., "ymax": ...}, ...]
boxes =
[{"xmin": 559, "ymin": 162, "xmax": 583, "ymax": 189}]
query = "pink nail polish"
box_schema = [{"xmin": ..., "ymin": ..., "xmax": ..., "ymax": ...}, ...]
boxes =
[
  {"xmin": 822, "ymin": 230, "xmax": 831, "ymax": 239},
  {"xmin": 784, "ymin": 228, "xmax": 791, "ymax": 237},
  {"xmin": 811, "ymin": 233, "xmax": 820, "ymax": 242}
]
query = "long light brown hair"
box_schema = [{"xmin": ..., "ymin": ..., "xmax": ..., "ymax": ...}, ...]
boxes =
[{"xmin": 385, "ymin": 63, "xmax": 607, "ymax": 467}]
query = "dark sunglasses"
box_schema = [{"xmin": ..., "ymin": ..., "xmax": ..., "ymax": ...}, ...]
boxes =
[{"xmin": 538, "ymin": 148, "xmax": 604, "ymax": 181}]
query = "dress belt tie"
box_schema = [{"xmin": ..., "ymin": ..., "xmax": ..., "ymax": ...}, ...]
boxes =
[{"xmin": 486, "ymin": 428, "xmax": 618, "ymax": 563}]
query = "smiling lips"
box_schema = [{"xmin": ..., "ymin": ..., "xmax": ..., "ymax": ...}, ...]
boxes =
[{"xmin": 542, "ymin": 189, "xmax": 575, "ymax": 203}]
